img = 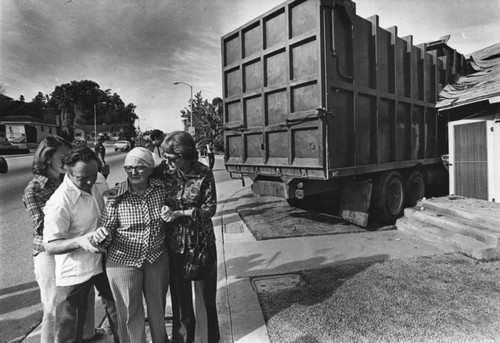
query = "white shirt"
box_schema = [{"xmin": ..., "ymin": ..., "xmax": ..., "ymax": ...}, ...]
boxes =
[{"xmin": 44, "ymin": 173, "xmax": 109, "ymax": 286}]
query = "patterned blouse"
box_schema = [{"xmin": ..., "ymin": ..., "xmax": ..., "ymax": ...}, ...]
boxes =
[
  {"xmin": 98, "ymin": 178, "xmax": 168, "ymax": 267},
  {"xmin": 23, "ymin": 174, "xmax": 63, "ymax": 256},
  {"xmin": 156, "ymin": 160, "xmax": 217, "ymax": 254}
]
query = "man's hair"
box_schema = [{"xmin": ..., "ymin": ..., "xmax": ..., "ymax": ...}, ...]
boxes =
[
  {"xmin": 150, "ymin": 129, "xmax": 164, "ymax": 142},
  {"xmin": 62, "ymin": 145, "xmax": 98, "ymax": 168}
]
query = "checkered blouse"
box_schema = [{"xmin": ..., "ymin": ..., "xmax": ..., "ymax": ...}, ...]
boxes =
[
  {"xmin": 98, "ymin": 178, "xmax": 168, "ymax": 267},
  {"xmin": 23, "ymin": 174, "xmax": 63, "ymax": 256}
]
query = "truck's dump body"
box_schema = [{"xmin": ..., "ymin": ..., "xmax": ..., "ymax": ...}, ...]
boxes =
[{"xmin": 222, "ymin": 0, "xmax": 466, "ymax": 181}]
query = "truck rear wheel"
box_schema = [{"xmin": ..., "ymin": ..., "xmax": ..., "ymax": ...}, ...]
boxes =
[
  {"xmin": 371, "ymin": 171, "xmax": 405, "ymax": 224},
  {"xmin": 405, "ymin": 170, "xmax": 425, "ymax": 207}
]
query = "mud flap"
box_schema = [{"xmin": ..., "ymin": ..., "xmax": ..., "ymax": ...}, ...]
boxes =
[{"xmin": 340, "ymin": 180, "xmax": 373, "ymax": 227}]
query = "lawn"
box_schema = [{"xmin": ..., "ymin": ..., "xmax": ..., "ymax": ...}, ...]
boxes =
[{"xmin": 257, "ymin": 253, "xmax": 500, "ymax": 343}]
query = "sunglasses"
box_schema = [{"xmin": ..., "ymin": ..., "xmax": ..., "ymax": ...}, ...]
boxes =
[
  {"xmin": 124, "ymin": 165, "xmax": 148, "ymax": 173},
  {"xmin": 162, "ymin": 153, "xmax": 181, "ymax": 164}
]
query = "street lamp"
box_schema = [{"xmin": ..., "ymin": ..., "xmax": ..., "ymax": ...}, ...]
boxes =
[
  {"xmin": 174, "ymin": 81, "xmax": 193, "ymax": 134},
  {"xmin": 94, "ymin": 102, "xmax": 106, "ymax": 144}
]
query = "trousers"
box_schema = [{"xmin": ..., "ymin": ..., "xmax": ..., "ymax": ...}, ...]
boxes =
[
  {"xmin": 54, "ymin": 272, "xmax": 119, "ymax": 343},
  {"xmin": 169, "ymin": 252, "xmax": 220, "ymax": 343},
  {"xmin": 34, "ymin": 252, "xmax": 96, "ymax": 343},
  {"xmin": 106, "ymin": 250, "xmax": 170, "ymax": 343}
]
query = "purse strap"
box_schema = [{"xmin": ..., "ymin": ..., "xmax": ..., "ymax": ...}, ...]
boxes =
[{"xmin": 192, "ymin": 209, "xmax": 204, "ymax": 246}]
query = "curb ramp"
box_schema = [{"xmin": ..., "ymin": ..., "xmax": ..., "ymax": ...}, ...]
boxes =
[{"xmin": 397, "ymin": 196, "xmax": 500, "ymax": 260}]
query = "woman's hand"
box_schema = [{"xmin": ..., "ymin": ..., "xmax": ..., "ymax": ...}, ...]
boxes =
[
  {"xmin": 161, "ymin": 206, "xmax": 186, "ymax": 222},
  {"xmin": 103, "ymin": 189, "xmax": 118, "ymax": 204},
  {"xmin": 92, "ymin": 227, "xmax": 109, "ymax": 245},
  {"xmin": 161, "ymin": 205, "xmax": 174, "ymax": 222},
  {"xmin": 78, "ymin": 232, "xmax": 105, "ymax": 254}
]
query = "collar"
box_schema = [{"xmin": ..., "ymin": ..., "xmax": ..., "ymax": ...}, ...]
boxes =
[
  {"xmin": 115, "ymin": 177, "xmax": 164, "ymax": 197},
  {"xmin": 33, "ymin": 174, "xmax": 61, "ymax": 188},
  {"xmin": 176, "ymin": 161, "xmax": 208, "ymax": 179}
]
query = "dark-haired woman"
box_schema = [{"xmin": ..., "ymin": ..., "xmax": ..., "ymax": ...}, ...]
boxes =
[
  {"xmin": 158, "ymin": 131, "xmax": 220, "ymax": 343},
  {"xmin": 24, "ymin": 136, "xmax": 72, "ymax": 343},
  {"xmin": 23, "ymin": 136, "xmax": 103, "ymax": 343}
]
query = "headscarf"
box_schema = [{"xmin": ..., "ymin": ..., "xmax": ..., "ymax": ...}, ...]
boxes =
[{"xmin": 124, "ymin": 147, "xmax": 154, "ymax": 168}]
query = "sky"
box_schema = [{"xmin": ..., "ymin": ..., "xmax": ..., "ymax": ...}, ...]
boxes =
[{"xmin": 1, "ymin": 0, "xmax": 499, "ymax": 132}]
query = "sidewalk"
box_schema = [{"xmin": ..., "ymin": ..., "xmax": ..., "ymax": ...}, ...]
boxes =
[{"xmin": 22, "ymin": 183, "xmax": 447, "ymax": 343}]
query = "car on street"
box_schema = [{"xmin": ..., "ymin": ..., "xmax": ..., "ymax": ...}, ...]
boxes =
[
  {"xmin": 113, "ymin": 140, "xmax": 131, "ymax": 151},
  {"xmin": 0, "ymin": 157, "xmax": 7, "ymax": 173}
]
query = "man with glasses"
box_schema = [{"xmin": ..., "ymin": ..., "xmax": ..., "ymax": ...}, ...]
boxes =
[{"xmin": 43, "ymin": 145, "xmax": 119, "ymax": 343}]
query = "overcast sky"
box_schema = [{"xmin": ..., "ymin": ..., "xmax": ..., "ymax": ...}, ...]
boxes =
[{"xmin": 1, "ymin": 0, "xmax": 499, "ymax": 132}]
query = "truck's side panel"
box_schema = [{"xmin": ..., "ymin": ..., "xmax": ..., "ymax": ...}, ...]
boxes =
[{"xmin": 222, "ymin": 0, "xmax": 463, "ymax": 182}]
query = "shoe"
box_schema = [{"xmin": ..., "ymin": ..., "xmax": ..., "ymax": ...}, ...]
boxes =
[{"xmin": 82, "ymin": 328, "xmax": 106, "ymax": 342}]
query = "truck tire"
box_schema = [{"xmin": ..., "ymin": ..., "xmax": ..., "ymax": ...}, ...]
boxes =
[
  {"xmin": 371, "ymin": 171, "xmax": 405, "ymax": 224},
  {"xmin": 405, "ymin": 170, "xmax": 425, "ymax": 207}
]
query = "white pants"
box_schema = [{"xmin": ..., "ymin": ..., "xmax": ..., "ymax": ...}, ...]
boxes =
[{"xmin": 33, "ymin": 252, "xmax": 96, "ymax": 343}]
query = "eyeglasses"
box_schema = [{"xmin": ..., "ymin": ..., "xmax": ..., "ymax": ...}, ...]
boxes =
[
  {"xmin": 162, "ymin": 153, "xmax": 181, "ymax": 164},
  {"xmin": 124, "ymin": 165, "xmax": 148, "ymax": 173}
]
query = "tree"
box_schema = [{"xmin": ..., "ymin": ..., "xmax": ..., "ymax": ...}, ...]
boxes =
[
  {"xmin": 50, "ymin": 80, "xmax": 138, "ymax": 140},
  {"xmin": 19, "ymin": 95, "xmax": 25, "ymax": 102},
  {"xmin": 50, "ymin": 80, "xmax": 100, "ymax": 138},
  {"xmin": 32, "ymin": 91, "xmax": 47, "ymax": 106},
  {"xmin": 179, "ymin": 92, "xmax": 224, "ymax": 150}
]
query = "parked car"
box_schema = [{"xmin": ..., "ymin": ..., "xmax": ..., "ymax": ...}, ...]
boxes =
[
  {"xmin": 113, "ymin": 140, "xmax": 131, "ymax": 151},
  {"xmin": 0, "ymin": 157, "xmax": 7, "ymax": 174}
]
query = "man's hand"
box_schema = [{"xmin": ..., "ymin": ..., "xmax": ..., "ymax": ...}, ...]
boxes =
[{"xmin": 77, "ymin": 232, "xmax": 104, "ymax": 253}]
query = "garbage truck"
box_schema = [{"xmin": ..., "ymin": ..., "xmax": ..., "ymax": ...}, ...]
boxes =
[{"xmin": 221, "ymin": 0, "xmax": 469, "ymax": 225}]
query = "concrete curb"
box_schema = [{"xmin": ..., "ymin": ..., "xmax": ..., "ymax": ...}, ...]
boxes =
[{"xmin": 217, "ymin": 186, "xmax": 271, "ymax": 343}]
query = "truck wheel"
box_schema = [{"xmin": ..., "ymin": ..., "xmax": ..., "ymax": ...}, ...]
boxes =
[
  {"xmin": 405, "ymin": 170, "xmax": 425, "ymax": 207},
  {"xmin": 287, "ymin": 198, "xmax": 303, "ymax": 208},
  {"xmin": 371, "ymin": 171, "xmax": 405, "ymax": 224}
]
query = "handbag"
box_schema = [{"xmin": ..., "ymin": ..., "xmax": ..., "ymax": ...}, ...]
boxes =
[
  {"xmin": 182, "ymin": 213, "xmax": 216, "ymax": 280},
  {"xmin": 101, "ymin": 163, "xmax": 110, "ymax": 179}
]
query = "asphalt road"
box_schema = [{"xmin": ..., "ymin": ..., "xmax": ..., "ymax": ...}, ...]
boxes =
[
  {"xmin": 0, "ymin": 149, "xmax": 232, "ymax": 343},
  {"xmin": 0, "ymin": 147, "xmax": 129, "ymax": 343}
]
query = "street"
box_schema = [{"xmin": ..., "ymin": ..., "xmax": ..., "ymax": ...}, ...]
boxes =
[
  {"xmin": 0, "ymin": 148, "xmax": 136, "ymax": 343},
  {"xmin": 0, "ymin": 148, "xmax": 234, "ymax": 343}
]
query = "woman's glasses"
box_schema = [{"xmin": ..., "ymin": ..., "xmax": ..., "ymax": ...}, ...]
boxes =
[
  {"xmin": 124, "ymin": 165, "xmax": 148, "ymax": 173},
  {"xmin": 162, "ymin": 153, "xmax": 181, "ymax": 164}
]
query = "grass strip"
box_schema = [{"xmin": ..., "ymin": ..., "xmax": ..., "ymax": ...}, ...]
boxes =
[{"xmin": 257, "ymin": 253, "xmax": 500, "ymax": 343}]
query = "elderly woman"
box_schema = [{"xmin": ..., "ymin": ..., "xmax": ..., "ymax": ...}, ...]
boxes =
[
  {"xmin": 93, "ymin": 147, "xmax": 170, "ymax": 343},
  {"xmin": 158, "ymin": 131, "xmax": 219, "ymax": 343}
]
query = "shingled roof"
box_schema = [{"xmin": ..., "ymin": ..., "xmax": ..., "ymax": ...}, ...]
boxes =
[{"xmin": 436, "ymin": 42, "xmax": 500, "ymax": 111}]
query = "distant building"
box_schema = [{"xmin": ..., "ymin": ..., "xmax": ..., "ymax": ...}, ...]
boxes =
[
  {"xmin": 74, "ymin": 124, "xmax": 132, "ymax": 142},
  {"xmin": 0, "ymin": 106, "xmax": 59, "ymax": 145}
]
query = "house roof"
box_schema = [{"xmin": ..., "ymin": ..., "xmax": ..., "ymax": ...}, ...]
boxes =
[
  {"xmin": 0, "ymin": 115, "xmax": 58, "ymax": 126},
  {"xmin": 436, "ymin": 42, "xmax": 500, "ymax": 111},
  {"xmin": 75, "ymin": 124, "xmax": 131, "ymax": 133}
]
